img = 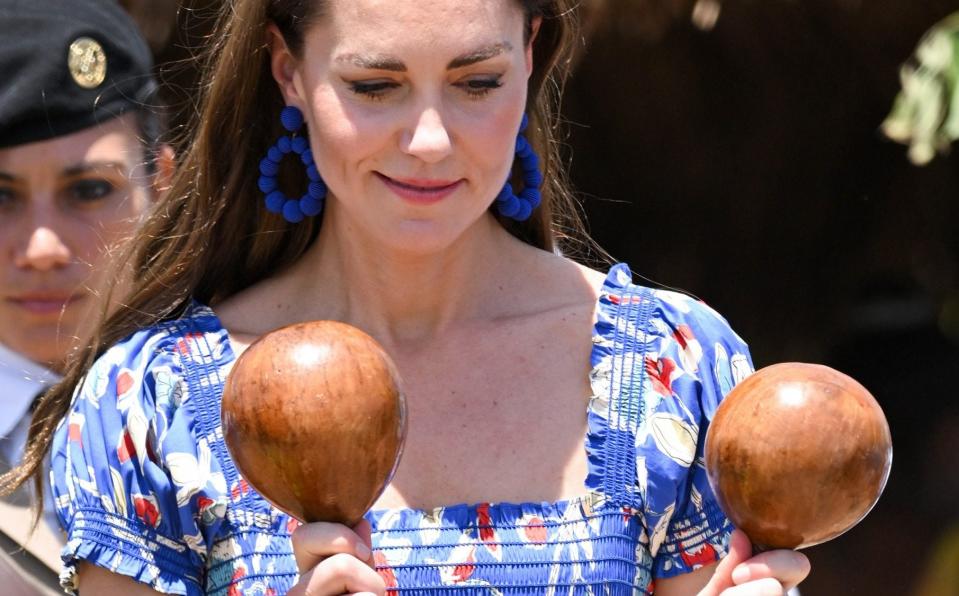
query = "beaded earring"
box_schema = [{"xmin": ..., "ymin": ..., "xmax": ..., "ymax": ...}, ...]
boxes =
[
  {"xmin": 494, "ymin": 113, "xmax": 543, "ymax": 222},
  {"xmin": 258, "ymin": 106, "xmax": 327, "ymax": 223}
]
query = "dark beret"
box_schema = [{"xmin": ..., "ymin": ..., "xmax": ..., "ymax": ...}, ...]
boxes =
[{"xmin": 0, "ymin": 0, "xmax": 155, "ymax": 149}]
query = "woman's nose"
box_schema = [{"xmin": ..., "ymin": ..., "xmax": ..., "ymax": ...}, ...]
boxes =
[
  {"xmin": 14, "ymin": 225, "xmax": 72, "ymax": 271},
  {"xmin": 402, "ymin": 108, "xmax": 452, "ymax": 163}
]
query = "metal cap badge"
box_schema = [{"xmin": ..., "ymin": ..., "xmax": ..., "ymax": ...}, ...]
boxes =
[
  {"xmin": 67, "ymin": 37, "xmax": 107, "ymax": 89},
  {"xmin": 0, "ymin": 0, "xmax": 155, "ymax": 148}
]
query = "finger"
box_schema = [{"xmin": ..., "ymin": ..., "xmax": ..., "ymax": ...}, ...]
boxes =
[
  {"xmin": 287, "ymin": 553, "xmax": 386, "ymax": 596},
  {"xmin": 731, "ymin": 549, "xmax": 810, "ymax": 591},
  {"xmin": 719, "ymin": 577, "xmax": 785, "ymax": 596},
  {"xmin": 291, "ymin": 522, "xmax": 373, "ymax": 574},
  {"xmin": 353, "ymin": 518, "xmax": 375, "ymax": 565},
  {"xmin": 705, "ymin": 529, "xmax": 754, "ymax": 593}
]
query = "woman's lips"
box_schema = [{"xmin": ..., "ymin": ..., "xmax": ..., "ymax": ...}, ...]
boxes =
[
  {"xmin": 377, "ymin": 173, "xmax": 464, "ymax": 205},
  {"xmin": 6, "ymin": 294, "xmax": 83, "ymax": 315}
]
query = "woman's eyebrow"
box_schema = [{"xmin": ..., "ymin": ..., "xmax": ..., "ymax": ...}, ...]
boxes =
[
  {"xmin": 61, "ymin": 161, "xmax": 127, "ymax": 177},
  {"xmin": 335, "ymin": 41, "xmax": 514, "ymax": 73},
  {"xmin": 0, "ymin": 172, "xmax": 16, "ymax": 183},
  {"xmin": 336, "ymin": 53, "xmax": 406, "ymax": 72},
  {"xmin": 447, "ymin": 42, "xmax": 512, "ymax": 69}
]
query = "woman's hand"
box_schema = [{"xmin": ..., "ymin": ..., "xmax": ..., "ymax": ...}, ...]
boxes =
[
  {"xmin": 286, "ymin": 519, "xmax": 387, "ymax": 596},
  {"xmin": 698, "ymin": 530, "xmax": 810, "ymax": 595}
]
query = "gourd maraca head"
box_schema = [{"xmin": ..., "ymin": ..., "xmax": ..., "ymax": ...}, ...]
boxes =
[
  {"xmin": 704, "ymin": 362, "xmax": 892, "ymax": 550},
  {"xmin": 221, "ymin": 321, "xmax": 407, "ymax": 525}
]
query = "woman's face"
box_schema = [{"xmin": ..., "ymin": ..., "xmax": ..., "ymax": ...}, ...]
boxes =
[
  {"xmin": 275, "ymin": 0, "xmax": 534, "ymax": 255},
  {"xmin": 0, "ymin": 114, "xmax": 154, "ymax": 368}
]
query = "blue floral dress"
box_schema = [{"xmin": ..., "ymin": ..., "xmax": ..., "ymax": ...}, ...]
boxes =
[{"xmin": 51, "ymin": 264, "xmax": 754, "ymax": 595}]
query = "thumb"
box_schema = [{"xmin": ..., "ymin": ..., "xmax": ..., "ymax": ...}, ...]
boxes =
[
  {"xmin": 701, "ymin": 529, "xmax": 753, "ymax": 595},
  {"xmin": 353, "ymin": 518, "xmax": 374, "ymax": 565}
]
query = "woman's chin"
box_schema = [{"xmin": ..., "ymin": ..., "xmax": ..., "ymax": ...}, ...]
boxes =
[
  {"xmin": 369, "ymin": 218, "xmax": 471, "ymax": 256},
  {"xmin": 2, "ymin": 328, "xmax": 71, "ymax": 368}
]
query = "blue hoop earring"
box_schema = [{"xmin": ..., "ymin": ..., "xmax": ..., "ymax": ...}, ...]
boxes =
[
  {"xmin": 494, "ymin": 113, "xmax": 542, "ymax": 222},
  {"xmin": 258, "ymin": 106, "xmax": 327, "ymax": 223}
]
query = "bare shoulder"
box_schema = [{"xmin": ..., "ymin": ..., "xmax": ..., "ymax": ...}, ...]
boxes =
[
  {"xmin": 210, "ymin": 275, "xmax": 289, "ymax": 337},
  {"xmin": 575, "ymin": 262, "xmax": 611, "ymax": 292},
  {"xmin": 205, "ymin": 276, "xmax": 297, "ymax": 360},
  {"xmin": 512, "ymin": 247, "xmax": 610, "ymax": 313}
]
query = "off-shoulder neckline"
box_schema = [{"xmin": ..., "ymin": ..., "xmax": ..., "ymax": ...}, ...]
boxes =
[{"xmin": 182, "ymin": 263, "xmax": 636, "ymax": 524}]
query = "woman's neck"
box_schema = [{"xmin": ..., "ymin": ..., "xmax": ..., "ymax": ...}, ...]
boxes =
[{"xmin": 277, "ymin": 210, "xmax": 536, "ymax": 346}]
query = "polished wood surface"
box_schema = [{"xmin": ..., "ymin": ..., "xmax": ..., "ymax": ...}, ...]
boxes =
[
  {"xmin": 222, "ymin": 322, "xmax": 407, "ymax": 525},
  {"xmin": 705, "ymin": 362, "xmax": 892, "ymax": 550}
]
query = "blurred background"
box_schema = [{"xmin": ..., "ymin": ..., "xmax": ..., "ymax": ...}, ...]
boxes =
[{"xmin": 122, "ymin": 0, "xmax": 959, "ymax": 593}]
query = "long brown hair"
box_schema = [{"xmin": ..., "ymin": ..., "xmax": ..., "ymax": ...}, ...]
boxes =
[{"xmin": 2, "ymin": 0, "xmax": 593, "ymax": 509}]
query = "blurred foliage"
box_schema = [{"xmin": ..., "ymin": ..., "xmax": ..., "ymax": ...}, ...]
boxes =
[
  {"xmin": 913, "ymin": 520, "xmax": 959, "ymax": 596},
  {"xmin": 882, "ymin": 12, "xmax": 959, "ymax": 165}
]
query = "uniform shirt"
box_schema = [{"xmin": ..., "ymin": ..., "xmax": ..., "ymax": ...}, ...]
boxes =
[
  {"xmin": 0, "ymin": 343, "xmax": 65, "ymax": 592},
  {"xmin": 0, "ymin": 343, "xmax": 59, "ymax": 474}
]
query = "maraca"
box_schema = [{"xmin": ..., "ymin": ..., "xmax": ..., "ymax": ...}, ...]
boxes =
[
  {"xmin": 704, "ymin": 362, "xmax": 892, "ymax": 550},
  {"xmin": 221, "ymin": 321, "xmax": 407, "ymax": 525}
]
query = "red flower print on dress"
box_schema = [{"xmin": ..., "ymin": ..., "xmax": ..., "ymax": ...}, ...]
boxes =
[
  {"xmin": 679, "ymin": 540, "xmax": 717, "ymax": 569},
  {"xmin": 436, "ymin": 543, "xmax": 477, "ymax": 585},
  {"xmin": 116, "ymin": 368, "xmax": 140, "ymax": 411},
  {"xmin": 133, "ymin": 493, "xmax": 161, "ymax": 528},
  {"xmin": 476, "ymin": 503, "xmax": 500, "ymax": 557},
  {"xmin": 451, "ymin": 550, "xmax": 475, "ymax": 583},
  {"xmin": 231, "ymin": 478, "xmax": 250, "ymax": 502},
  {"xmin": 607, "ymin": 294, "xmax": 644, "ymax": 306},
  {"xmin": 67, "ymin": 412, "xmax": 84, "ymax": 446},
  {"xmin": 671, "ymin": 325, "xmax": 694, "ymax": 351},
  {"xmin": 117, "ymin": 430, "xmax": 136, "ymax": 463},
  {"xmin": 176, "ymin": 332, "xmax": 204, "ymax": 356},
  {"xmin": 197, "ymin": 496, "xmax": 225, "ymax": 525},
  {"xmin": 374, "ymin": 551, "xmax": 398, "ymax": 588},
  {"xmin": 145, "ymin": 436, "xmax": 159, "ymax": 465},
  {"xmin": 116, "ymin": 369, "xmax": 134, "ymax": 396},
  {"xmin": 227, "ymin": 568, "xmax": 246, "ymax": 596},
  {"xmin": 286, "ymin": 516, "xmax": 301, "ymax": 534},
  {"xmin": 672, "ymin": 325, "xmax": 703, "ymax": 373},
  {"xmin": 645, "ymin": 355, "xmax": 680, "ymax": 397},
  {"xmin": 518, "ymin": 515, "xmax": 548, "ymax": 549}
]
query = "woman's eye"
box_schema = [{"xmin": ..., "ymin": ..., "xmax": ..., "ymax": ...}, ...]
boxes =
[
  {"xmin": 349, "ymin": 81, "xmax": 400, "ymax": 100},
  {"xmin": 68, "ymin": 179, "xmax": 115, "ymax": 202},
  {"xmin": 0, "ymin": 187, "xmax": 16, "ymax": 209},
  {"xmin": 458, "ymin": 77, "xmax": 503, "ymax": 98}
]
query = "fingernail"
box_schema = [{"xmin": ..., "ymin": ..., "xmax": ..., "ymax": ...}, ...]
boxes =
[
  {"xmin": 356, "ymin": 542, "xmax": 371, "ymax": 560},
  {"xmin": 731, "ymin": 564, "xmax": 750, "ymax": 584}
]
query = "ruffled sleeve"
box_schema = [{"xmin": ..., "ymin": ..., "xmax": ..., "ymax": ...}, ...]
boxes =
[
  {"xmin": 50, "ymin": 322, "xmax": 230, "ymax": 595},
  {"xmin": 640, "ymin": 289, "xmax": 754, "ymax": 579},
  {"xmin": 585, "ymin": 264, "xmax": 755, "ymax": 582}
]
